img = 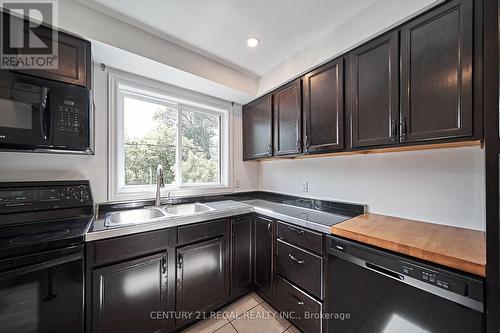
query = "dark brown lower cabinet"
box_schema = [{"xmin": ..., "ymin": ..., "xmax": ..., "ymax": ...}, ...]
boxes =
[
  {"xmin": 176, "ymin": 237, "xmax": 225, "ymax": 326},
  {"xmin": 92, "ymin": 253, "xmax": 168, "ymax": 333},
  {"xmin": 275, "ymin": 276, "xmax": 322, "ymax": 333},
  {"xmin": 254, "ymin": 215, "xmax": 274, "ymax": 298},
  {"xmin": 88, "ymin": 215, "xmax": 328, "ymax": 333},
  {"xmin": 231, "ymin": 216, "xmax": 253, "ymax": 297},
  {"xmin": 276, "ymin": 239, "xmax": 323, "ymax": 300}
]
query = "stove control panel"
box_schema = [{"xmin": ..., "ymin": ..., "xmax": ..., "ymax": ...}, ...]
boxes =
[{"xmin": 0, "ymin": 181, "xmax": 92, "ymax": 214}]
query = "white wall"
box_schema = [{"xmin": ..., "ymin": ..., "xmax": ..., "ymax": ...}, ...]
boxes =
[
  {"xmin": 259, "ymin": 147, "xmax": 486, "ymax": 231},
  {"xmin": 258, "ymin": 0, "xmax": 443, "ymax": 94},
  {"xmin": 0, "ymin": 65, "xmax": 259, "ymax": 203}
]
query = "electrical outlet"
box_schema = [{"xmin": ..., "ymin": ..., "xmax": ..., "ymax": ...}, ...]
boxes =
[
  {"xmin": 234, "ymin": 178, "xmax": 241, "ymax": 189},
  {"xmin": 301, "ymin": 181, "xmax": 309, "ymax": 192}
]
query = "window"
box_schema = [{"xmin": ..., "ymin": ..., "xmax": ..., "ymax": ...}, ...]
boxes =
[
  {"xmin": 180, "ymin": 107, "xmax": 221, "ymax": 184},
  {"xmin": 124, "ymin": 96, "xmax": 177, "ymax": 186},
  {"xmin": 109, "ymin": 72, "xmax": 230, "ymax": 200}
]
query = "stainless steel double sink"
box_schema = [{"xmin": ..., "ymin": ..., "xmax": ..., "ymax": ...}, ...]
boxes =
[{"xmin": 104, "ymin": 203, "xmax": 214, "ymax": 227}]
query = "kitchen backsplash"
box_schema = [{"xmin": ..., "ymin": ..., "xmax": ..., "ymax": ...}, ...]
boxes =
[{"xmin": 259, "ymin": 146, "xmax": 485, "ymax": 231}]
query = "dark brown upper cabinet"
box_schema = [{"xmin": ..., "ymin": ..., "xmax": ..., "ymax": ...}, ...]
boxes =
[
  {"xmin": 8, "ymin": 12, "xmax": 91, "ymax": 89},
  {"xmin": 400, "ymin": 0, "xmax": 473, "ymax": 143},
  {"xmin": 243, "ymin": 94, "xmax": 273, "ymax": 160},
  {"xmin": 348, "ymin": 31, "xmax": 400, "ymax": 148},
  {"xmin": 273, "ymin": 79, "xmax": 302, "ymax": 156},
  {"xmin": 303, "ymin": 58, "xmax": 344, "ymax": 154},
  {"xmin": 241, "ymin": 0, "xmax": 479, "ymax": 161}
]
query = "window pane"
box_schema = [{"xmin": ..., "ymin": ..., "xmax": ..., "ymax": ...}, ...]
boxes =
[
  {"xmin": 181, "ymin": 109, "xmax": 220, "ymax": 184},
  {"xmin": 124, "ymin": 96, "xmax": 177, "ymax": 186}
]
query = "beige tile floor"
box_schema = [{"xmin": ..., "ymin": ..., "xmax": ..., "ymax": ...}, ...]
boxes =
[{"xmin": 182, "ymin": 292, "xmax": 301, "ymax": 333}]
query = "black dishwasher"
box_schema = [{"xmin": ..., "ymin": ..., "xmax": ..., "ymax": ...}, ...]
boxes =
[{"xmin": 326, "ymin": 236, "xmax": 484, "ymax": 333}]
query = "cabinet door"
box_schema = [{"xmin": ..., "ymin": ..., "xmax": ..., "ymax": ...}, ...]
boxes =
[
  {"xmin": 9, "ymin": 13, "xmax": 91, "ymax": 88},
  {"xmin": 303, "ymin": 58, "xmax": 344, "ymax": 153},
  {"xmin": 176, "ymin": 238, "xmax": 225, "ymax": 324},
  {"xmin": 401, "ymin": 0, "xmax": 473, "ymax": 142},
  {"xmin": 243, "ymin": 94, "xmax": 273, "ymax": 160},
  {"xmin": 273, "ymin": 79, "xmax": 302, "ymax": 156},
  {"xmin": 349, "ymin": 31, "xmax": 399, "ymax": 148},
  {"xmin": 231, "ymin": 216, "xmax": 253, "ymax": 297},
  {"xmin": 254, "ymin": 215, "xmax": 274, "ymax": 298},
  {"xmin": 92, "ymin": 253, "xmax": 168, "ymax": 333}
]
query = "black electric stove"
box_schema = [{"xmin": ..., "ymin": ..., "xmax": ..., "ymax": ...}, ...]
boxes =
[
  {"xmin": 0, "ymin": 180, "xmax": 93, "ymax": 258},
  {"xmin": 0, "ymin": 181, "xmax": 93, "ymax": 333}
]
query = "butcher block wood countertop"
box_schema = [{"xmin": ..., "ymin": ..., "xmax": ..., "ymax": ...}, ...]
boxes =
[{"xmin": 331, "ymin": 213, "xmax": 486, "ymax": 277}]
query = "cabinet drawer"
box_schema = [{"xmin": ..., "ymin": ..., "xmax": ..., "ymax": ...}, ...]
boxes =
[
  {"xmin": 277, "ymin": 239, "xmax": 323, "ymax": 299},
  {"xmin": 177, "ymin": 219, "xmax": 225, "ymax": 244},
  {"xmin": 278, "ymin": 222, "xmax": 323, "ymax": 254},
  {"xmin": 275, "ymin": 276, "xmax": 322, "ymax": 333},
  {"xmin": 93, "ymin": 228, "xmax": 174, "ymax": 266}
]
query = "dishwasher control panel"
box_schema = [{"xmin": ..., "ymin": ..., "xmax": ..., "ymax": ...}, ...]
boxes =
[{"xmin": 400, "ymin": 264, "xmax": 466, "ymax": 295}]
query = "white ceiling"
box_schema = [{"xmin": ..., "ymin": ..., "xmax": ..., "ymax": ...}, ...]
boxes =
[{"xmin": 80, "ymin": 0, "xmax": 378, "ymax": 77}]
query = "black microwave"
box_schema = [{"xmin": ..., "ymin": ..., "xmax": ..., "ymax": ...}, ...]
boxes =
[{"xmin": 0, "ymin": 71, "xmax": 93, "ymax": 154}]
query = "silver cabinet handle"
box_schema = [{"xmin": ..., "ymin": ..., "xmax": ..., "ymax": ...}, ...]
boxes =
[
  {"xmin": 289, "ymin": 293, "xmax": 304, "ymax": 305},
  {"xmin": 304, "ymin": 135, "xmax": 310, "ymax": 148},
  {"xmin": 391, "ymin": 119, "xmax": 398, "ymax": 140},
  {"xmin": 161, "ymin": 255, "xmax": 167, "ymax": 274},
  {"xmin": 288, "ymin": 226, "xmax": 304, "ymax": 234},
  {"xmin": 288, "ymin": 254, "xmax": 305, "ymax": 264},
  {"xmin": 401, "ymin": 117, "xmax": 407, "ymax": 140},
  {"xmin": 177, "ymin": 253, "xmax": 183, "ymax": 269}
]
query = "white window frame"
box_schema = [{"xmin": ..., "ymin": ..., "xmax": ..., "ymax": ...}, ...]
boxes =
[{"xmin": 108, "ymin": 69, "xmax": 232, "ymax": 201}]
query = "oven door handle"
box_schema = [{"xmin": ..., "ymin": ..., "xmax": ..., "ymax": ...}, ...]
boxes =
[
  {"xmin": 39, "ymin": 86, "xmax": 49, "ymax": 140},
  {"xmin": 0, "ymin": 248, "xmax": 82, "ymax": 279}
]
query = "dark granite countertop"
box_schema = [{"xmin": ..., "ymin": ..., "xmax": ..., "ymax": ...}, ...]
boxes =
[{"xmin": 86, "ymin": 192, "xmax": 366, "ymax": 241}]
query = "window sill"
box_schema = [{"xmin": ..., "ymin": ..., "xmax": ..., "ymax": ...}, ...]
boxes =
[{"xmin": 110, "ymin": 184, "xmax": 232, "ymax": 202}]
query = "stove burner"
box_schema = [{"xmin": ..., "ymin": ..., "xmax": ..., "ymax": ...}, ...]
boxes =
[{"xmin": 9, "ymin": 229, "xmax": 70, "ymax": 245}]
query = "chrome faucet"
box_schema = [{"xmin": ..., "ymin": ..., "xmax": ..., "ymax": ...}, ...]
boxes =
[{"xmin": 155, "ymin": 164, "xmax": 165, "ymax": 207}]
